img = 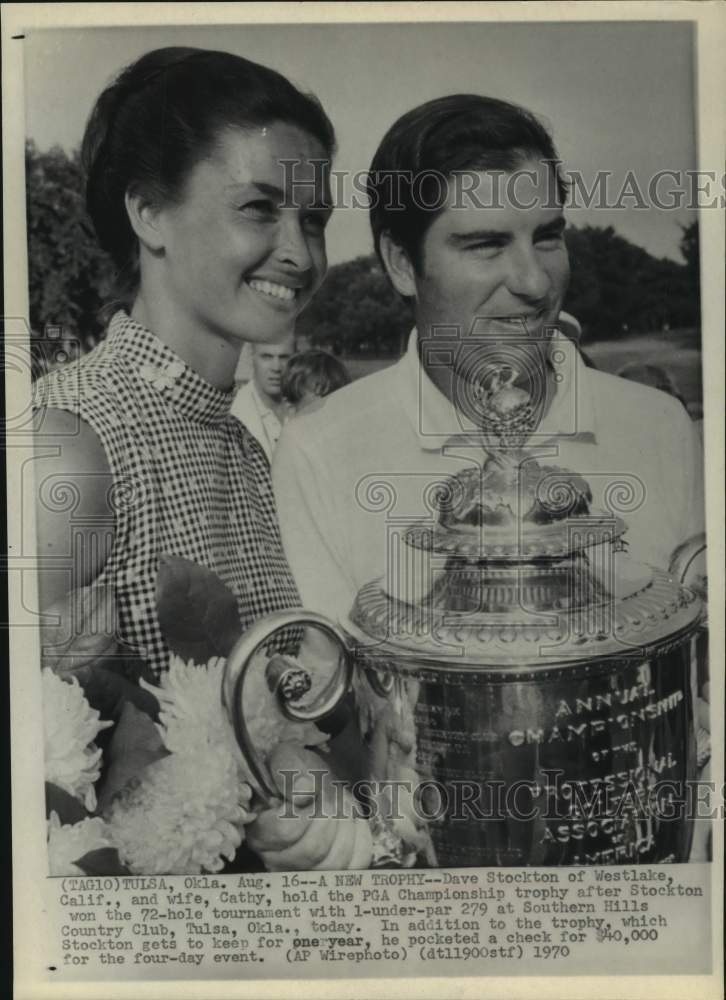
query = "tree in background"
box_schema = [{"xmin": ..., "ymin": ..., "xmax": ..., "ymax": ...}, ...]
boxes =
[
  {"xmin": 24, "ymin": 142, "xmax": 701, "ymax": 364},
  {"xmin": 25, "ymin": 141, "xmax": 115, "ymax": 374},
  {"xmin": 301, "ymin": 228, "xmax": 701, "ymax": 355},
  {"xmin": 564, "ymin": 223, "xmax": 700, "ymax": 342},
  {"xmin": 296, "ymin": 256, "xmax": 412, "ymax": 357},
  {"xmin": 678, "ymin": 220, "xmax": 700, "ymax": 327}
]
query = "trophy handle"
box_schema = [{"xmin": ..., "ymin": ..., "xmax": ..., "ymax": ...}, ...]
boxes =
[
  {"xmin": 222, "ymin": 609, "xmax": 354, "ymax": 801},
  {"xmin": 669, "ymin": 532, "xmax": 707, "ymax": 594}
]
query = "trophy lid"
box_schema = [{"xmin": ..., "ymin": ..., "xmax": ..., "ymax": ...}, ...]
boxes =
[
  {"xmin": 405, "ymin": 457, "xmax": 628, "ymax": 562},
  {"xmin": 348, "ymin": 459, "xmax": 702, "ymax": 668}
]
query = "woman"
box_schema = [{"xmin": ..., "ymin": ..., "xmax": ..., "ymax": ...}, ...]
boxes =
[{"xmin": 34, "ymin": 47, "xmax": 335, "ymax": 678}]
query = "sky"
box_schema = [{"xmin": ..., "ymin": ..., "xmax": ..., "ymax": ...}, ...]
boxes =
[{"xmin": 23, "ymin": 19, "xmax": 698, "ymax": 266}]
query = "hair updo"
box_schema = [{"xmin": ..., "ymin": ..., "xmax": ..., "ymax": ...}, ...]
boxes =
[{"xmin": 81, "ymin": 47, "xmax": 336, "ymax": 303}]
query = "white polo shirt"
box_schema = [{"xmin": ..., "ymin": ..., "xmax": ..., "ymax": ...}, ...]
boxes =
[{"xmin": 273, "ymin": 330, "xmax": 704, "ymax": 623}]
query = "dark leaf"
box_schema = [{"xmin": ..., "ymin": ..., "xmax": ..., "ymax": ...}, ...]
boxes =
[
  {"xmin": 75, "ymin": 848, "xmax": 131, "ymax": 876},
  {"xmin": 45, "ymin": 782, "xmax": 88, "ymax": 825},
  {"xmin": 219, "ymin": 842, "xmax": 267, "ymax": 874},
  {"xmin": 97, "ymin": 701, "xmax": 168, "ymax": 814},
  {"xmin": 80, "ymin": 662, "xmax": 160, "ymax": 726},
  {"xmin": 156, "ymin": 554, "xmax": 243, "ymax": 663},
  {"xmin": 97, "ymin": 653, "xmax": 158, "ymax": 688}
]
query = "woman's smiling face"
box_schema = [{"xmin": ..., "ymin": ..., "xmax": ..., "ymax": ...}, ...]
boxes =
[{"xmin": 152, "ymin": 122, "xmax": 331, "ymax": 347}]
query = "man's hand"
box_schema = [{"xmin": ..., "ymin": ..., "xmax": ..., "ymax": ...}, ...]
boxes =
[{"xmin": 246, "ymin": 742, "xmax": 372, "ymax": 871}]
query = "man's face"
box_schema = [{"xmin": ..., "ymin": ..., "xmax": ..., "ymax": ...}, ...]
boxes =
[
  {"xmin": 389, "ymin": 159, "xmax": 570, "ymax": 410},
  {"xmin": 253, "ymin": 336, "xmax": 295, "ymax": 401}
]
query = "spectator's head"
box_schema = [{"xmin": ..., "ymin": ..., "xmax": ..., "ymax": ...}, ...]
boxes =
[
  {"xmin": 367, "ymin": 94, "xmax": 567, "ymax": 273},
  {"xmin": 616, "ymin": 361, "xmax": 687, "ymax": 408},
  {"xmin": 81, "ymin": 47, "xmax": 335, "ymax": 345},
  {"xmin": 282, "ymin": 349, "xmax": 351, "ymax": 411},
  {"xmin": 251, "ymin": 335, "xmax": 296, "ymax": 404}
]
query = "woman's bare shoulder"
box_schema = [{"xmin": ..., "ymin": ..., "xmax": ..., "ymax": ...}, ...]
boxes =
[{"xmin": 34, "ymin": 406, "xmax": 112, "ymax": 514}]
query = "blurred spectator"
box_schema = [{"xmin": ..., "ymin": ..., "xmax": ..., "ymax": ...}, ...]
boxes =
[
  {"xmin": 231, "ymin": 335, "xmax": 296, "ymax": 462},
  {"xmin": 282, "ymin": 349, "xmax": 351, "ymax": 414},
  {"xmin": 616, "ymin": 361, "xmax": 688, "ymax": 409}
]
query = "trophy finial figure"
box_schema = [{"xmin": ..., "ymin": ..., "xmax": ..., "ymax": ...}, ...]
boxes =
[{"xmin": 474, "ymin": 362, "xmax": 538, "ymax": 464}]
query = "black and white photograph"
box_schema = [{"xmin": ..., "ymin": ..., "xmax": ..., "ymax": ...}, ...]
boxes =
[{"xmin": 4, "ymin": 3, "xmax": 724, "ymax": 998}]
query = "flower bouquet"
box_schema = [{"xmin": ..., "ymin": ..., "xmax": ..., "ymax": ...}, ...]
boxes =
[{"xmin": 41, "ymin": 556, "xmax": 380, "ymax": 876}]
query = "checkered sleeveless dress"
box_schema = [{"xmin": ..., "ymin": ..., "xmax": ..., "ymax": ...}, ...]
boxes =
[{"xmin": 35, "ymin": 311, "xmax": 300, "ymax": 677}]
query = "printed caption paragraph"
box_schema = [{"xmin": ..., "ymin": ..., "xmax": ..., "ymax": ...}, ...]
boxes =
[{"xmin": 47, "ymin": 864, "xmax": 711, "ymax": 980}]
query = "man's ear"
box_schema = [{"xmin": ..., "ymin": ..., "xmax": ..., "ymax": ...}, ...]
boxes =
[
  {"xmin": 125, "ymin": 189, "xmax": 166, "ymax": 254},
  {"xmin": 379, "ymin": 232, "xmax": 417, "ymax": 298}
]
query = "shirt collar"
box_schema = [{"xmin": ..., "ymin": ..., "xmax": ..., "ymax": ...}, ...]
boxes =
[
  {"xmin": 249, "ymin": 378, "xmax": 275, "ymax": 418},
  {"xmin": 398, "ymin": 323, "xmax": 597, "ymax": 452},
  {"xmin": 107, "ymin": 311, "xmax": 235, "ymax": 426}
]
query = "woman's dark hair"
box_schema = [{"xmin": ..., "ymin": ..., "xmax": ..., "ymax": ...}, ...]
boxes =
[
  {"xmin": 81, "ymin": 47, "xmax": 336, "ymax": 304},
  {"xmin": 367, "ymin": 94, "xmax": 566, "ymax": 272},
  {"xmin": 282, "ymin": 349, "xmax": 351, "ymax": 404}
]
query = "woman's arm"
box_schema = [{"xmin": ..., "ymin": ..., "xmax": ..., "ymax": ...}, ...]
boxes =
[{"xmin": 34, "ymin": 408, "xmax": 115, "ymax": 611}]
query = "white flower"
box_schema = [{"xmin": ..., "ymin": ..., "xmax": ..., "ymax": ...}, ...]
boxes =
[
  {"xmin": 142, "ymin": 654, "xmax": 327, "ymax": 774},
  {"xmin": 143, "ymin": 655, "xmax": 233, "ymax": 755},
  {"xmin": 42, "ymin": 670, "xmax": 112, "ymax": 811},
  {"xmin": 106, "ymin": 656, "xmax": 255, "ymax": 873},
  {"xmin": 47, "ymin": 812, "xmax": 113, "ymax": 875},
  {"xmin": 108, "ymin": 654, "xmax": 329, "ymax": 874},
  {"xmin": 106, "ymin": 737, "xmax": 253, "ymax": 874}
]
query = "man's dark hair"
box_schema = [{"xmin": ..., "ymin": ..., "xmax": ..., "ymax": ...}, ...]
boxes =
[{"xmin": 367, "ymin": 94, "xmax": 566, "ymax": 272}]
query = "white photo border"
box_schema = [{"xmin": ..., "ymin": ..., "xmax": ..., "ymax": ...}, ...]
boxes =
[{"xmin": 4, "ymin": 4, "xmax": 724, "ymax": 1000}]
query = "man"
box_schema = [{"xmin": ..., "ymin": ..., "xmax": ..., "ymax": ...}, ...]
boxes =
[
  {"xmin": 231, "ymin": 335, "xmax": 295, "ymax": 462},
  {"xmin": 273, "ymin": 95, "xmax": 704, "ymax": 622}
]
